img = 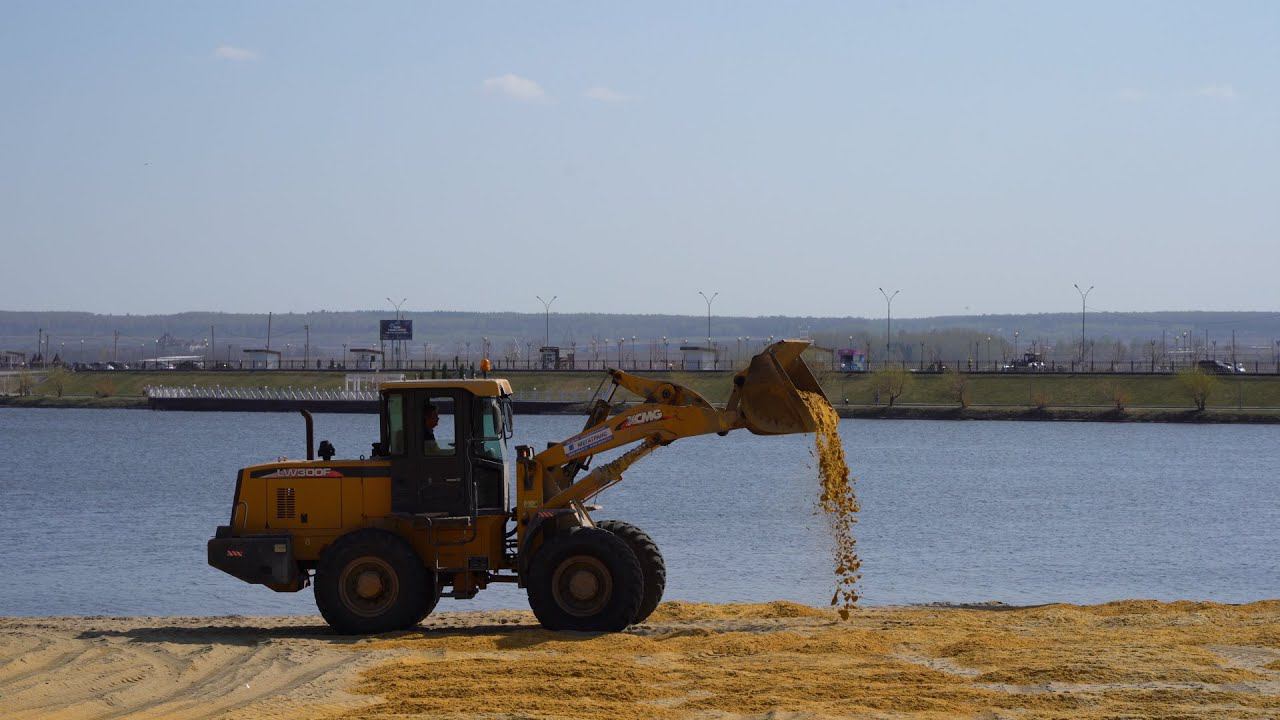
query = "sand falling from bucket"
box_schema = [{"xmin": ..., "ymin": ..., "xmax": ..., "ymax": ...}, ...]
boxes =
[{"xmin": 799, "ymin": 390, "xmax": 860, "ymax": 618}]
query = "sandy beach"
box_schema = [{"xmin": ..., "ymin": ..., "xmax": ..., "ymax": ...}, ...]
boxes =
[{"xmin": 3, "ymin": 600, "xmax": 1280, "ymax": 719}]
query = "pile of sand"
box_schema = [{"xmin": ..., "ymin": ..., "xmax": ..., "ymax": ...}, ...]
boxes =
[
  {"xmin": 4, "ymin": 601, "xmax": 1280, "ymax": 719},
  {"xmin": 349, "ymin": 600, "xmax": 1280, "ymax": 719}
]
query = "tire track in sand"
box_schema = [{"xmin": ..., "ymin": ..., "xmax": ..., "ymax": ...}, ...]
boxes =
[{"xmin": 0, "ymin": 616, "xmax": 401, "ymax": 720}]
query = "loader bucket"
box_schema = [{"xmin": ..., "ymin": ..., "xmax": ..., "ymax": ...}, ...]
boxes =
[{"xmin": 730, "ymin": 340, "xmax": 828, "ymax": 435}]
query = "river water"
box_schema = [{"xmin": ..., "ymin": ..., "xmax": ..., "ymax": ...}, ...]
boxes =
[{"xmin": 1, "ymin": 408, "xmax": 1276, "ymax": 616}]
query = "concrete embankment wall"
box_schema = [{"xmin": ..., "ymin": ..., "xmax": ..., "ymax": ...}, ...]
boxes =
[{"xmin": 143, "ymin": 397, "xmax": 588, "ymax": 414}]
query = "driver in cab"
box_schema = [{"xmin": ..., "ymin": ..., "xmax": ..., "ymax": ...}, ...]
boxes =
[{"xmin": 423, "ymin": 402, "xmax": 452, "ymax": 455}]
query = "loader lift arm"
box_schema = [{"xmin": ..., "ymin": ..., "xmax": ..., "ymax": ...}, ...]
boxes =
[{"xmin": 514, "ymin": 340, "xmax": 826, "ymax": 547}]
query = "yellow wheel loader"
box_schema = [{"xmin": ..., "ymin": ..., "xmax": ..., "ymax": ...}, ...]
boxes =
[{"xmin": 208, "ymin": 341, "xmax": 826, "ymax": 633}]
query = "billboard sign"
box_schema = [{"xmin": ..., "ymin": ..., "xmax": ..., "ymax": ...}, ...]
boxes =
[{"xmin": 380, "ymin": 319, "xmax": 413, "ymax": 341}]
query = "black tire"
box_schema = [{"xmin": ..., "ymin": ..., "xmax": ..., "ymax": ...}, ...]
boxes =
[
  {"xmin": 415, "ymin": 575, "xmax": 442, "ymax": 625},
  {"xmin": 314, "ymin": 529, "xmax": 431, "ymax": 634},
  {"xmin": 526, "ymin": 526, "xmax": 643, "ymax": 632},
  {"xmin": 596, "ymin": 520, "xmax": 666, "ymax": 624}
]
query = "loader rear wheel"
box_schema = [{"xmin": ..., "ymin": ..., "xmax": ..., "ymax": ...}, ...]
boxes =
[
  {"xmin": 527, "ymin": 526, "xmax": 642, "ymax": 632},
  {"xmin": 415, "ymin": 577, "xmax": 442, "ymax": 625},
  {"xmin": 596, "ymin": 520, "xmax": 666, "ymax": 624},
  {"xmin": 314, "ymin": 529, "xmax": 431, "ymax": 634}
]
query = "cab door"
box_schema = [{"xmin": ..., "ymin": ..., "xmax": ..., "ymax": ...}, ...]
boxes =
[{"xmin": 387, "ymin": 390, "xmax": 473, "ymax": 517}]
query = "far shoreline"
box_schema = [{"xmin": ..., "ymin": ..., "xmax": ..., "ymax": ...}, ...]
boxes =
[{"xmin": 3, "ymin": 394, "xmax": 1278, "ymax": 424}]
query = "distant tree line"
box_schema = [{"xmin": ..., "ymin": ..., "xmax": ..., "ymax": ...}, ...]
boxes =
[{"xmin": 2, "ymin": 309, "xmax": 1278, "ymax": 367}]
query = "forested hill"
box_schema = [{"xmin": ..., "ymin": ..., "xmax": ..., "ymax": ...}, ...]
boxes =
[{"xmin": 3, "ymin": 310, "xmax": 1278, "ymax": 361}]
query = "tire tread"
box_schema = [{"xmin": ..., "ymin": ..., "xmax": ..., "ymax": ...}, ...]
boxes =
[
  {"xmin": 526, "ymin": 526, "xmax": 642, "ymax": 632},
  {"xmin": 314, "ymin": 529, "xmax": 431, "ymax": 635},
  {"xmin": 596, "ymin": 520, "xmax": 666, "ymax": 624}
]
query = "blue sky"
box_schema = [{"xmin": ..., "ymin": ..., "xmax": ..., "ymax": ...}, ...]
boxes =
[{"xmin": 2, "ymin": 2, "xmax": 1276, "ymax": 318}]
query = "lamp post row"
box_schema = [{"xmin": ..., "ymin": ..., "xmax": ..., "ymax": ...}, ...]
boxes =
[{"xmin": 34, "ymin": 284, "xmax": 1163, "ymax": 373}]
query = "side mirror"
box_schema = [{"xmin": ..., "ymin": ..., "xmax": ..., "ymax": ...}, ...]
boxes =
[{"xmin": 502, "ymin": 400, "xmax": 515, "ymax": 439}]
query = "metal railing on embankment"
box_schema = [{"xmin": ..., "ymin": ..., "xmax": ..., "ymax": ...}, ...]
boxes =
[
  {"xmin": 144, "ymin": 386, "xmax": 595, "ymax": 404},
  {"xmin": 145, "ymin": 386, "xmax": 379, "ymax": 402}
]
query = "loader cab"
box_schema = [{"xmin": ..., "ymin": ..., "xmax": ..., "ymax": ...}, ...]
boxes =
[{"xmin": 378, "ymin": 380, "xmax": 513, "ymax": 518}]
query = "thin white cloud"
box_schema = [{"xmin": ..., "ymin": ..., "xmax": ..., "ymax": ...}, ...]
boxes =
[
  {"xmin": 214, "ymin": 45, "xmax": 259, "ymax": 62},
  {"xmin": 1114, "ymin": 88, "xmax": 1149, "ymax": 102},
  {"xmin": 584, "ymin": 86, "xmax": 633, "ymax": 103},
  {"xmin": 482, "ymin": 74, "xmax": 547, "ymax": 102},
  {"xmin": 1195, "ymin": 84, "xmax": 1237, "ymax": 100}
]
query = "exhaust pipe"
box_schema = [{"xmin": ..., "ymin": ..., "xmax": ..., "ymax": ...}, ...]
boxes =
[{"xmin": 300, "ymin": 409, "xmax": 314, "ymax": 460}]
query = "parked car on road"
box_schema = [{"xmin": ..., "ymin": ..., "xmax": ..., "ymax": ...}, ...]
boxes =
[
  {"xmin": 1002, "ymin": 351, "xmax": 1047, "ymax": 372},
  {"xmin": 1196, "ymin": 360, "xmax": 1237, "ymax": 374}
]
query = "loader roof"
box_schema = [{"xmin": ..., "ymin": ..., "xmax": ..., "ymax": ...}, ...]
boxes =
[{"xmin": 380, "ymin": 378, "xmax": 513, "ymax": 397}]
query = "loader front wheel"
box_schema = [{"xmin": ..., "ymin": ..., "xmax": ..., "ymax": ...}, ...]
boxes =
[
  {"xmin": 596, "ymin": 520, "xmax": 666, "ymax": 624},
  {"xmin": 314, "ymin": 529, "xmax": 431, "ymax": 634},
  {"xmin": 527, "ymin": 526, "xmax": 642, "ymax": 632}
]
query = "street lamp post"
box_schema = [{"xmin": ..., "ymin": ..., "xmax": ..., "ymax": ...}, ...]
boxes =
[
  {"xmin": 386, "ymin": 297, "xmax": 406, "ymax": 368},
  {"xmin": 697, "ymin": 291, "xmax": 718, "ymax": 348},
  {"xmin": 1073, "ymin": 284, "xmax": 1093, "ymax": 364},
  {"xmin": 878, "ymin": 288, "xmax": 900, "ymax": 366},
  {"xmin": 536, "ymin": 295, "xmax": 557, "ymax": 348}
]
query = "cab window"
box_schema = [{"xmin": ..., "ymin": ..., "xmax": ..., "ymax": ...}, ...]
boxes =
[
  {"xmin": 385, "ymin": 393, "xmax": 406, "ymax": 455},
  {"xmin": 423, "ymin": 396, "xmax": 456, "ymax": 456},
  {"xmin": 473, "ymin": 399, "xmax": 505, "ymax": 462}
]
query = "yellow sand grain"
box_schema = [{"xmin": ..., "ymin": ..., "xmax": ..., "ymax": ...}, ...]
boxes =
[
  {"xmin": 648, "ymin": 600, "xmax": 827, "ymax": 622},
  {"xmin": 799, "ymin": 390, "xmax": 860, "ymax": 618},
  {"xmin": 341, "ymin": 600, "xmax": 1280, "ymax": 720}
]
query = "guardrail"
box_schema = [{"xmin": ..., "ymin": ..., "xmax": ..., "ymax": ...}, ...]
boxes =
[
  {"xmin": 143, "ymin": 385, "xmax": 595, "ymax": 403},
  {"xmin": 145, "ymin": 386, "xmax": 379, "ymax": 402}
]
